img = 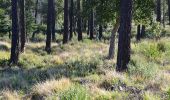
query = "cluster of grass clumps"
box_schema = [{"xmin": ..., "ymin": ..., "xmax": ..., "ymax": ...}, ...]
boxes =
[
  {"xmin": 59, "ymin": 84, "xmax": 91, "ymax": 100},
  {"xmin": 128, "ymin": 56, "xmax": 158, "ymax": 80}
]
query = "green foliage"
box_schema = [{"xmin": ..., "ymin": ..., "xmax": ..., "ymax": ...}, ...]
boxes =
[
  {"xmin": 128, "ymin": 57, "xmax": 158, "ymax": 79},
  {"xmin": 134, "ymin": 0, "xmax": 154, "ymax": 25},
  {"xmin": 146, "ymin": 22, "xmax": 162, "ymax": 39},
  {"xmin": 143, "ymin": 91, "xmax": 161, "ymax": 100},
  {"xmin": 168, "ymin": 89, "xmax": 170, "ymax": 100},
  {"xmin": 64, "ymin": 58, "xmax": 101, "ymax": 77},
  {"xmin": 59, "ymin": 84, "xmax": 91, "ymax": 100},
  {"xmin": 143, "ymin": 43, "xmax": 162, "ymax": 60},
  {"xmin": 157, "ymin": 42, "xmax": 166, "ymax": 52}
]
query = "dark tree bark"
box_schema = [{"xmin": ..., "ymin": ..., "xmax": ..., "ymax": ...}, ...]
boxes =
[
  {"xmin": 90, "ymin": 9, "xmax": 94, "ymax": 40},
  {"xmin": 69, "ymin": 0, "xmax": 74, "ymax": 40},
  {"xmin": 63, "ymin": 0, "xmax": 69, "ymax": 44},
  {"xmin": 108, "ymin": 18, "xmax": 120, "ymax": 59},
  {"xmin": 116, "ymin": 0, "xmax": 132, "ymax": 71},
  {"xmin": 141, "ymin": 25, "xmax": 145, "ymax": 38},
  {"xmin": 18, "ymin": 0, "xmax": 26, "ymax": 53},
  {"xmin": 99, "ymin": 25, "xmax": 103, "ymax": 40},
  {"xmin": 45, "ymin": 0, "xmax": 53, "ymax": 53},
  {"xmin": 35, "ymin": 0, "xmax": 39, "ymax": 24},
  {"xmin": 87, "ymin": 16, "xmax": 90, "ymax": 35},
  {"xmin": 136, "ymin": 25, "xmax": 141, "ymax": 41},
  {"xmin": 51, "ymin": 0, "xmax": 56, "ymax": 41},
  {"xmin": 156, "ymin": 0, "xmax": 161, "ymax": 22},
  {"xmin": 10, "ymin": 0, "xmax": 20, "ymax": 64},
  {"xmin": 77, "ymin": 0, "xmax": 83, "ymax": 41},
  {"xmin": 162, "ymin": 0, "xmax": 165, "ymax": 27},
  {"xmin": 168, "ymin": 0, "xmax": 170, "ymax": 25}
]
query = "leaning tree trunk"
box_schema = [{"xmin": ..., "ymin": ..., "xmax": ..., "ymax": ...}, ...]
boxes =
[
  {"xmin": 156, "ymin": 0, "xmax": 161, "ymax": 22},
  {"xmin": 10, "ymin": 0, "xmax": 20, "ymax": 64},
  {"xmin": 77, "ymin": 0, "xmax": 83, "ymax": 41},
  {"xmin": 19, "ymin": 0, "xmax": 26, "ymax": 53},
  {"xmin": 108, "ymin": 18, "xmax": 120, "ymax": 59},
  {"xmin": 69, "ymin": 0, "xmax": 74, "ymax": 40},
  {"xmin": 168, "ymin": 0, "xmax": 170, "ymax": 25},
  {"xmin": 45, "ymin": 0, "xmax": 53, "ymax": 53},
  {"xmin": 116, "ymin": 0, "xmax": 132, "ymax": 72},
  {"xmin": 51, "ymin": 0, "xmax": 56, "ymax": 41},
  {"xmin": 90, "ymin": 9, "xmax": 94, "ymax": 40},
  {"xmin": 63, "ymin": 0, "xmax": 69, "ymax": 44},
  {"xmin": 136, "ymin": 25, "xmax": 141, "ymax": 41}
]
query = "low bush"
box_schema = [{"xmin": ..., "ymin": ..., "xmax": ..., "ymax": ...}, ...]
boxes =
[
  {"xmin": 128, "ymin": 58, "xmax": 158, "ymax": 79},
  {"xmin": 59, "ymin": 84, "xmax": 91, "ymax": 100},
  {"xmin": 143, "ymin": 43, "xmax": 162, "ymax": 61}
]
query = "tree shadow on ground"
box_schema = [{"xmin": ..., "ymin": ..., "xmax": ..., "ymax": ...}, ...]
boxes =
[{"xmin": 0, "ymin": 59, "xmax": 104, "ymax": 93}]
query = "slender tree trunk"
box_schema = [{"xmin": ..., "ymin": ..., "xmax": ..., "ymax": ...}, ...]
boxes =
[
  {"xmin": 77, "ymin": 0, "xmax": 83, "ymax": 41},
  {"xmin": 99, "ymin": 25, "xmax": 103, "ymax": 40},
  {"xmin": 108, "ymin": 18, "xmax": 120, "ymax": 59},
  {"xmin": 10, "ymin": 0, "xmax": 20, "ymax": 64},
  {"xmin": 168, "ymin": 0, "xmax": 170, "ymax": 25},
  {"xmin": 141, "ymin": 25, "xmax": 145, "ymax": 38},
  {"xmin": 156, "ymin": 0, "xmax": 161, "ymax": 22},
  {"xmin": 162, "ymin": 0, "xmax": 165, "ymax": 27},
  {"xmin": 136, "ymin": 25, "xmax": 141, "ymax": 41},
  {"xmin": 63, "ymin": 0, "xmax": 69, "ymax": 44},
  {"xmin": 35, "ymin": 0, "xmax": 39, "ymax": 24},
  {"xmin": 18, "ymin": 0, "xmax": 26, "ymax": 53},
  {"xmin": 116, "ymin": 0, "xmax": 132, "ymax": 71},
  {"xmin": 90, "ymin": 9, "xmax": 94, "ymax": 40},
  {"xmin": 51, "ymin": 0, "xmax": 56, "ymax": 42},
  {"xmin": 87, "ymin": 16, "xmax": 90, "ymax": 35},
  {"xmin": 69, "ymin": 0, "xmax": 73, "ymax": 40},
  {"xmin": 45, "ymin": 0, "xmax": 53, "ymax": 53}
]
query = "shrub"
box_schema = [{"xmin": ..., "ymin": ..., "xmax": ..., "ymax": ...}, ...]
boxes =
[
  {"xmin": 143, "ymin": 43, "xmax": 161, "ymax": 60},
  {"xmin": 128, "ymin": 58, "xmax": 158, "ymax": 79},
  {"xmin": 19, "ymin": 53, "xmax": 45, "ymax": 68},
  {"xmin": 146, "ymin": 22, "xmax": 162, "ymax": 39},
  {"xmin": 65, "ymin": 57, "xmax": 101, "ymax": 77},
  {"xmin": 157, "ymin": 42, "xmax": 166, "ymax": 52},
  {"xmin": 59, "ymin": 84, "xmax": 91, "ymax": 100}
]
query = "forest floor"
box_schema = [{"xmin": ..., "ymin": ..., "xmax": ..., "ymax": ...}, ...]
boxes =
[{"xmin": 0, "ymin": 32, "xmax": 170, "ymax": 100}]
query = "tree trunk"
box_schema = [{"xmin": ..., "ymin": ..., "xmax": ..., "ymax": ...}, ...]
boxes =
[
  {"xmin": 90, "ymin": 9, "xmax": 94, "ymax": 40},
  {"xmin": 116, "ymin": 0, "xmax": 132, "ymax": 72},
  {"xmin": 45, "ymin": 0, "xmax": 53, "ymax": 53},
  {"xmin": 63, "ymin": 0, "xmax": 69, "ymax": 44},
  {"xmin": 10, "ymin": 0, "xmax": 20, "ymax": 64},
  {"xmin": 77, "ymin": 0, "xmax": 83, "ymax": 41},
  {"xmin": 141, "ymin": 25, "xmax": 145, "ymax": 38},
  {"xmin": 35, "ymin": 0, "xmax": 38, "ymax": 24},
  {"xmin": 156, "ymin": 0, "xmax": 161, "ymax": 22},
  {"xmin": 87, "ymin": 16, "xmax": 90, "ymax": 35},
  {"xmin": 108, "ymin": 18, "xmax": 120, "ymax": 59},
  {"xmin": 69, "ymin": 0, "xmax": 73, "ymax": 40},
  {"xmin": 99, "ymin": 25, "xmax": 103, "ymax": 40},
  {"xmin": 19, "ymin": 0, "xmax": 26, "ymax": 53},
  {"xmin": 51, "ymin": 0, "xmax": 56, "ymax": 42},
  {"xmin": 136, "ymin": 25, "xmax": 141, "ymax": 41},
  {"xmin": 162, "ymin": 0, "xmax": 165, "ymax": 27},
  {"xmin": 168, "ymin": 0, "xmax": 170, "ymax": 25}
]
